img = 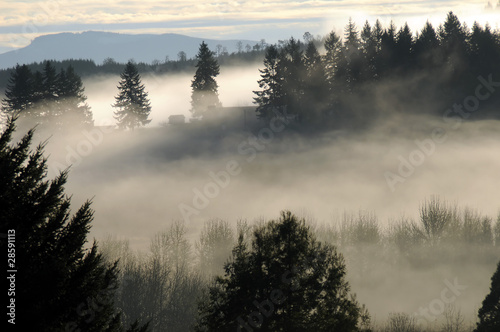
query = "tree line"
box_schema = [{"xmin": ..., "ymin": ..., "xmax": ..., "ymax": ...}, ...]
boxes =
[
  {"xmin": 254, "ymin": 12, "xmax": 500, "ymax": 125},
  {"xmin": 0, "ymin": 41, "xmax": 222, "ymax": 130},
  {"xmin": 1, "ymin": 61, "xmax": 93, "ymax": 128},
  {"xmin": 2, "ymin": 12, "xmax": 499, "ymax": 131}
]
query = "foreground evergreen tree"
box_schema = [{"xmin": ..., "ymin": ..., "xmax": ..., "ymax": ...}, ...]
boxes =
[
  {"xmin": 0, "ymin": 117, "xmax": 146, "ymax": 331},
  {"xmin": 113, "ymin": 61, "xmax": 152, "ymax": 130},
  {"xmin": 190, "ymin": 42, "xmax": 221, "ymax": 118},
  {"xmin": 475, "ymin": 260, "xmax": 500, "ymax": 332},
  {"xmin": 195, "ymin": 211, "xmax": 369, "ymax": 332}
]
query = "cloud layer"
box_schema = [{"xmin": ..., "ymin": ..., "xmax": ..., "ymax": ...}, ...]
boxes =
[{"xmin": 0, "ymin": 0, "xmax": 498, "ymax": 51}]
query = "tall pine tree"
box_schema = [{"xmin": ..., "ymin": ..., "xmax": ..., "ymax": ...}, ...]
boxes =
[
  {"xmin": 254, "ymin": 45, "xmax": 285, "ymax": 119},
  {"xmin": 113, "ymin": 61, "xmax": 152, "ymax": 130},
  {"xmin": 190, "ymin": 42, "xmax": 221, "ymax": 118},
  {"xmin": 0, "ymin": 117, "xmax": 141, "ymax": 331}
]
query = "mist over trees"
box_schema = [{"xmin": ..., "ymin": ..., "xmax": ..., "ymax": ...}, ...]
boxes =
[
  {"xmin": 253, "ymin": 12, "xmax": 500, "ymax": 127},
  {"xmin": 1, "ymin": 61, "xmax": 93, "ymax": 129},
  {"xmin": 1, "ymin": 12, "xmax": 498, "ymax": 132},
  {"xmin": 94, "ymin": 196, "xmax": 500, "ymax": 331},
  {"xmin": 1, "ymin": 10, "xmax": 500, "ymax": 332}
]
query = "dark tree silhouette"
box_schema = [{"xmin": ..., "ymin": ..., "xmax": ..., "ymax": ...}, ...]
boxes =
[
  {"xmin": 395, "ymin": 23, "xmax": 414, "ymax": 68},
  {"xmin": 360, "ymin": 21, "xmax": 377, "ymax": 81},
  {"xmin": 254, "ymin": 45, "xmax": 285, "ymax": 119},
  {"xmin": 414, "ymin": 21, "xmax": 440, "ymax": 68},
  {"xmin": 1, "ymin": 62, "xmax": 93, "ymax": 128},
  {"xmin": 280, "ymin": 38, "xmax": 306, "ymax": 119},
  {"xmin": 1, "ymin": 64, "xmax": 35, "ymax": 117},
  {"xmin": 323, "ymin": 31, "xmax": 343, "ymax": 105},
  {"xmin": 113, "ymin": 61, "xmax": 152, "ymax": 130},
  {"xmin": 0, "ymin": 117, "xmax": 146, "ymax": 331},
  {"xmin": 475, "ymin": 260, "xmax": 500, "ymax": 332},
  {"xmin": 303, "ymin": 41, "xmax": 328, "ymax": 121},
  {"xmin": 195, "ymin": 211, "xmax": 369, "ymax": 332},
  {"xmin": 341, "ymin": 18, "xmax": 362, "ymax": 92},
  {"xmin": 474, "ymin": 262, "xmax": 500, "ymax": 332},
  {"xmin": 190, "ymin": 42, "xmax": 221, "ymax": 118},
  {"xmin": 57, "ymin": 65, "xmax": 93, "ymax": 128},
  {"xmin": 439, "ymin": 12, "xmax": 469, "ymax": 73}
]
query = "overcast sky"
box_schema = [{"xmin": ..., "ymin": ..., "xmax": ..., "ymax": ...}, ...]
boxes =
[{"xmin": 0, "ymin": 0, "xmax": 499, "ymax": 53}]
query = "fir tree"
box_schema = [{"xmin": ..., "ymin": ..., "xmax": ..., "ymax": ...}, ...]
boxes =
[
  {"xmin": 342, "ymin": 18, "xmax": 363, "ymax": 91},
  {"xmin": 57, "ymin": 66, "xmax": 94, "ymax": 128},
  {"xmin": 113, "ymin": 61, "xmax": 152, "ymax": 130},
  {"xmin": 195, "ymin": 211, "xmax": 368, "ymax": 332},
  {"xmin": 190, "ymin": 42, "xmax": 221, "ymax": 118},
  {"xmin": 280, "ymin": 37, "xmax": 306, "ymax": 119},
  {"xmin": 253, "ymin": 45, "xmax": 285, "ymax": 119},
  {"xmin": 361, "ymin": 21, "xmax": 377, "ymax": 80},
  {"xmin": 414, "ymin": 21, "xmax": 440, "ymax": 67},
  {"xmin": 395, "ymin": 23, "xmax": 414, "ymax": 68},
  {"xmin": 475, "ymin": 261, "xmax": 500, "ymax": 332},
  {"xmin": 303, "ymin": 41, "xmax": 328, "ymax": 121},
  {"xmin": 0, "ymin": 117, "xmax": 140, "ymax": 331},
  {"xmin": 323, "ymin": 31, "xmax": 343, "ymax": 97},
  {"xmin": 1, "ymin": 64, "xmax": 35, "ymax": 117}
]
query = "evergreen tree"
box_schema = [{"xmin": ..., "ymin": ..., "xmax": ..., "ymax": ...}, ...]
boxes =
[
  {"xmin": 361, "ymin": 21, "xmax": 377, "ymax": 80},
  {"xmin": 378, "ymin": 21, "xmax": 398, "ymax": 76},
  {"xmin": 439, "ymin": 12, "xmax": 469, "ymax": 73},
  {"xmin": 1, "ymin": 64, "xmax": 35, "ymax": 117},
  {"xmin": 280, "ymin": 37, "xmax": 306, "ymax": 119},
  {"xmin": 342, "ymin": 18, "xmax": 363, "ymax": 91},
  {"xmin": 57, "ymin": 66, "xmax": 94, "ymax": 128},
  {"xmin": 323, "ymin": 31, "xmax": 343, "ymax": 104},
  {"xmin": 190, "ymin": 42, "xmax": 221, "ymax": 118},
  {"xmin": 36, "ymin": 61, "xmax": 59, "ymax": 121},
  {"xmin": 195, "ymin": 211, "xmax": 368, "ymax": 332},
  {"xmin": 395, "ymin": 23, "xmax": 414, "ymax": 68},
  {"xmin": 469, "ymin": 22, "xmax": 500, "ymax": 75},
  {"xmin": 0, "ymin": 117, "xmax": 139, "ymax": 331},
  {"xmin": 414, "ymin": 21, "xmax": 440, "ymax": 67},
  {"xmin": 253, "ymin": 45, "xmax": 285, "ymax": 119},
  {"xmin": 42, "ymin": 60, "xmax": 59, "ymax": 102},
  {"xmin": 475, "ymin": 261, "xmax": 500, "ymax": 332},
  {"xmin": 303, "ymin": 41, "xmax": 328, "ymax": 121},
  {"xmin": 113, "ymin": 61, "xmax": 152, "ymax": 130}
]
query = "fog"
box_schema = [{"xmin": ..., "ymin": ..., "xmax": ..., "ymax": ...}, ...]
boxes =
[
  {"xmin": 83, "ymin": 64, "xmax": 261, "ymax": 126},
  {"xmin": 27, "ymin": 63, "xmax": 500, "ymax": 328}
]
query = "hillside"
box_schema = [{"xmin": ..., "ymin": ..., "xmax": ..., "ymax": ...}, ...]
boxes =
[{"xmin": 0, "ymin": 31, "xmax": 258, "ymax": 69}]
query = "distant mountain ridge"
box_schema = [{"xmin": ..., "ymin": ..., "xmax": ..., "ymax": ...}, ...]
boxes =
[{"xmin": 0, "ymin": 31, "xmax": 258, "ymax": 69}]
